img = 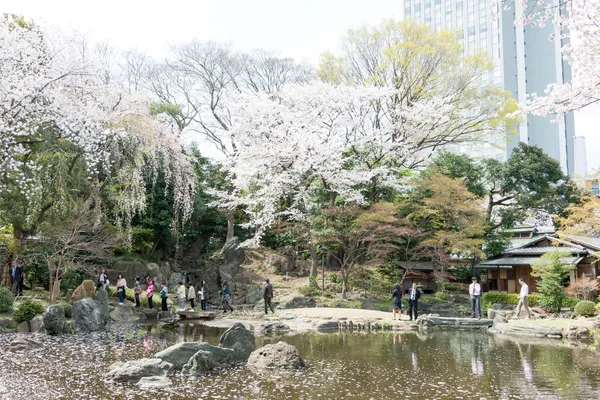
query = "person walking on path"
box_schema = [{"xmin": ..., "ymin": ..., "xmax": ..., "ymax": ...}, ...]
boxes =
[
  {"xmin": 134, "ymin": 276, "xmax": 142, "ymax": 308},
  {"xmin": 263, "ymin": 279, "xmax": 275, "ymax": 314},
  {"xmin": 177, "ymin": 281, "xmax": 186, "ymax": 311},
  {"xmin": 97, "ymin": 268, "xmax": 109, "ymax": 290},
  {"xmin": 187, "ymin": 282, "xmax": 196, "ymax": 310},
  {"xmin": 221, "ymin": 280, "xmax": 233, "ymax": 313},
  {"xmin": 408, "ymin": 283, "xmax": 421, "ymax": 321},
  {"xmin": 201, "ymin": 280, "xmax": 208, "ymax": 311},
  {"xmin": 391, "ymin": 283, "xmax": 403, "ymax": 321},
  {"xmin": 146, "ymin": 278, "xmax": 155, "ymax": 309},
  {"xmin": 160, "ymin": 283, "xmax": 168, "ymax": 311},
  {"xmin": 116, "ymin": 274, "xmax": 127, "ymax": 304},
  {"xmin": 469, "ymin": 277, "xmax": 482, "ymax": 319},
  {"xmin": 515, "ymin": 277, "xmax": 532, "ymax": 319}
]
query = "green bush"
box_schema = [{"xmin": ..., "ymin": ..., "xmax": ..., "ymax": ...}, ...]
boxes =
[
  {"xmin": 299, "ymin": 285, "xmax": 320, "ymax": 297},
  {"xmin": 61, "ymin": 269, "xmax": 85, "ymax": 295},
  {"xmin": 482, "ymin": 292, "xmax": 578, "ymax": 312},
  {"xmin": 13, "ymin": 300, "xmax": 46, "ymax": 323},
  {"xmin": 434, "ymin": 292, "xmax": 449, "ymax": 301},
  {"xmin": 574, "ymin": 300, "xmax": 596, "ymax": 317},
  {"xmin": 0, "ymin": 287, "xmax": 14, "ymax": 314},
  {"xmin": 58, "ymin": 303, "xmax": 72, "ymax": 318},
  {"xmin": 329, "ymin": 273, "xmax": 339, "ymax": 283}
]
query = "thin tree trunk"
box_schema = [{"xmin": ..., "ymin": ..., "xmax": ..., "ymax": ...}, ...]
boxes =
[
  {"xmin": 226, "ymin": 209, "xmax": 235, "ymax": 242},
  {"xmin": 309, "ymin": 244, "xmax": 318, "ymax": 276}
]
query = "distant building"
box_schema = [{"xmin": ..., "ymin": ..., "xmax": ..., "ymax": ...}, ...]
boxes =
[
  {"xmin": 401, "ymin": 0, "xmax": 575, "ymax": 175},
  {"xmin": 574, "ymin": 136, "xmax": 588, "ymax": 177}
]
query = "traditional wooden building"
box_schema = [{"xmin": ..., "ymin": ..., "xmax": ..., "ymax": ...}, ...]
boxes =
[{"xmin": 476, "ymin": 234, "xmax": 600, "ymax": 293}]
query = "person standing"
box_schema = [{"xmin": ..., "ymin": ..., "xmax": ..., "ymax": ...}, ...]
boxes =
[
  {"xmin": 201, "ymin": 280, "xmax": 209, "ymax": 311},
  {"xmin": 263, "ymin": 279, "xmax": 274, "ymax": 314},
  {"xmin": 515, "ymin": 277, "xmax": 532, "ymax": 319},
  {"xmin": 408, "ymin": 283, "xmax": 421, "ymax": 321},
  {"xmin": 134, "ymin": 276, "xmax": 142, "ymax": 308},
  {"xmin": 177, "ymin": 281, "xmax": 186, "ymax": 311},
  {"xmin": 97, "ymin": 268, "xmax": 109, "ymax": 290},
  {"xmin": 160, "ymin": 283, "xmax": 168, "ymax": 311},
  {"xmin": 187, "ymin": 282, "xmax": 196, "ymax": 310},
  {"xmin": 469, "ymin": 277, "xmax": 482, "ymax": 319},
  {"xmin": 10, "ymin": 261, "xmax": 18, "ymax": 296},
  {"xmin": 116, "ymin": 273, "xmax": 127, "ymax": 304},
  {"xmin": 391, "ymin": 283, "xmax": 403, "ymax": 321},
  {"xmin": 221, "ymin": 280, "xmax": 233, "ymax": 313},
  {"xmin": 146, "ymin": 278, "xmax": 155, "ymax": 309}
]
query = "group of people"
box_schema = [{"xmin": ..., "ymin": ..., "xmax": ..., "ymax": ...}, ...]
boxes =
[
  {"xmin": 394, "ymin": 276, "xmax": 532, "ymax": 321},
  {"xmin": 391, "ymin": 282, "xmax": 421, "ymax": 321},
  {"xmin": 97, "ymin": 269, "xmax": 211, "ymax": 312}
]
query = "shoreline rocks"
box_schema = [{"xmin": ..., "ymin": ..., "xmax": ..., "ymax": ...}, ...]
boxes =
[
  {"xmin": 73, "ymin": 297, "xmax": 107, "ymax": 333},
  {"xmin": 43, "ymin": 305, "xmax": 66, "ymax": 335},
  {"xmin": 107, "ymin": 358, "xmax": 172, "ymax": 382}
]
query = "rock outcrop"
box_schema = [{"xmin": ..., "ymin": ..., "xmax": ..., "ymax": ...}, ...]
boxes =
[
  {"xmin": 110, "ymin": 305, "xmax": 139, "ymax": 324},
  {"xmin": 71, "ymin": 280, "xmax": 97, "ymax": 302},
  {"xmin": 490, "ymin": 322, "xmax": 562, "ymax": 338},
  {"xmin": 96, "ymin": 288, "xmax": 110, "ymax": 327},
  {"xmin": 247, "ymin": 342, "xmax": 306, "ymax": 370},
  {"xmin": 107, "ymin": 358, "xmax": 172, "ymax": 382},
  {"xmin": 258, "ymin": 321, "xmax": 291, "ymax": 336},
  {"xmin": 284, "ymin": 296, "xmax": 316, "ymax": 309},
  {"xmin": 219, "ymin": 322, "xmax": 256, "ymax": 361},
  {"xmin": 565, "ymin": 325, "xmax": 595, "ymax": 341},
  {"xmin": 155, "ymin": 342, "xmax": 213, "ymax": 369},
  {"xmin": 17, "ymin": 321, "xmax": 30, "ymax": 333},
  {"xmin": 29, "ymin": 315, "xmax": 45, "ymax": 334},
  {"xmin": 181, "ymin": 344, "xmax": 237, "ymax": 375},
  {"xmin": 314, "ymin": 320, "xmax": 340, "ymax": 332},
  {"xmin": 9, "ymin": 337, "xmax": 42, "ymax": 351},
  {"xmin": 72, "ymin": 297, "xmax": 107, "ymax": 333}
]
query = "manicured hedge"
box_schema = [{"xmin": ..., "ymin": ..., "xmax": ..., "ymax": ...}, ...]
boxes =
[
  {"xmin": 574, "ymin": 300, "xmax": 596, "ymax": 317},
  {"xmin": 482, "ymin": 292, "xmax": 578, "ymax": 312}
]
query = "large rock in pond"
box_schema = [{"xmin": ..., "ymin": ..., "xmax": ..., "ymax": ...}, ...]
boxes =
[
  {"xmin": 248, "ymin": 342, "xmax": 306, "ymax": 370},
  {"xmin": 107, "ymin": 358, "xmax": 172, "ymax": 382},
  {"xmin": 155, "ymin": 342, "xmax": 212, "ymax": 370},
  {"xmin": 181, "ymin": 344, "xmax": 237, "ymax": 375},
  {"xmin": 284, "ymin": 296, "xmax": 316, "ymax": 309},
  {"xmin": 30, "ymin": 315, "xmax": 45, "ymax": 334},
  {"xmin": 136, "ymin": 376, "xmax": 172, "ymax": 389},
  {"xmin": 566, "ymin": 325, "xmax": 594, "ymax": 341},
  {"xmin": 219, "ymin": 322, "xmax": 256, "ymax": 361},
  {"xmin": 72, "ymin": 298, "xmax": 107, "ymax": 333},
  {"xmin": 71, "ymin": 280, "xmax": 97, "ymax": 302}
]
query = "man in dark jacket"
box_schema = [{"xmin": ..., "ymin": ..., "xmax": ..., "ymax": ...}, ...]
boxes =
[
  {"xmin": 408, "ymin": 283, "xmax": 421, "ymax": 321},
  {"xmin": 263, "ymin": 279, "xmax": 274, "ymax": 314}
]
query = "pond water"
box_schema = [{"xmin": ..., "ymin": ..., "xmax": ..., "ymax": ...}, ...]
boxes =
[{"xmin": 0, "ymin": 323, "xmax": 599, "ymax": 399}]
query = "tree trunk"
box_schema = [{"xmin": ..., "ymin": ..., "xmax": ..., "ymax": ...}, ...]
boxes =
[
  {"xmin": 309, "ymin": 244, "xmax": 318, "ymax": 276},
  {"xmin": 226, "ymin": 209, "xmax": 235, "ymax": 242},
  {"xmin": 13, "ymin": 225, "xmax": 26, "ymax": 259},
  {"xmin": 341, "ymin": 278, "xmax": 348, "ymax": 299}
]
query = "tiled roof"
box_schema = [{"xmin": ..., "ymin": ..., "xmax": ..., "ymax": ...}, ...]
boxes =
[
  {"xmin": 477, "ymin": 256, "xmax": 581, "ymax": 267},
  {"xmin": 559, "ymin": 235, "xmax": 600, "ymax": 251},
  {"xmin": 504, "ymin": 246, "xmax": 588, "ymax": 256}
]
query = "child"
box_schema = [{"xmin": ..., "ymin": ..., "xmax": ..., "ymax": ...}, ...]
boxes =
[{"xmin": 160, "ymin": 283, "xmax": 168, "ymax": 311}]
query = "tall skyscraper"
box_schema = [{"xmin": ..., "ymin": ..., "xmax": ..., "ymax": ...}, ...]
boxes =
[
  {"xmin": 574, "ymin": 136, "xmax": 588, "ymax": 177},
  {"xmin": 402, "ymin": 0, "xmax": 575, "ymax": 174}
]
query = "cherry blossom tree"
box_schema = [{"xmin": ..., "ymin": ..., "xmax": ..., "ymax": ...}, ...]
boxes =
[
  {"xmin": 0, "ymin": 16, "xmax": 196, "ymax": 255},
  {"xmin": 220, "ymin": 79, "xmax": 507, "ymax": 277},
  {"xmin": 500, "ymin": 0, "xmax": 600, "ymax": 114}
]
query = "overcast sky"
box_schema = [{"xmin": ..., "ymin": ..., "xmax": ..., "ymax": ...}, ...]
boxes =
[{"xmin": 5, "ymin": 0, "xmax": 599, "ymax": 172}]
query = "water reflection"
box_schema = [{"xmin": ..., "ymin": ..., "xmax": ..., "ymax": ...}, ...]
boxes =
[{"xmin": 0, "ymin": 325, "xmax": 599, "ymax": 399}]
